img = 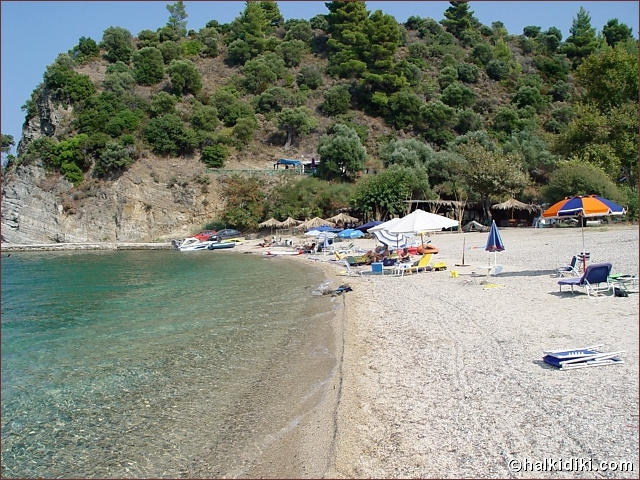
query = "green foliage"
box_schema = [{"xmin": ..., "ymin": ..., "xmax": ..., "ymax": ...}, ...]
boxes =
[
  {"xmin": 310, "ymin": 14, "xmax": 328, "ymax": 31},
  {"xmin": 602, "ymin": 19, "xmax": 632, "ymax": 47},
  {"xmin": 384, "ymin": 90, "xmax": 423, "ymax": 130},
  {"xmin": 132, "ymin": 47, "xmax": 164, "ymax": 85},
  {"xmin": 441, "ymin": 1, "xmax": 475, "ymax": 38},
  {"xmin": 420, "ymin": 100, "xmax": 455, "ymax": 145},
  {"xmin": 574, "ymin": 43, "xmax": 638, "ymax": 112},
  {"xmin": 296, "ymin": 65, "xmax": 323, "ymax": 90},
  {"xmin": 533, "ymin": 54, "xmax": 569, "ymax": 81},
  {"xmin": 159, "ymin": 41, "xmax": 181, "ymax": 64},
  {"xmin": 104, "ymin": 108, "xmax": 143, "ymax": 137},
  {"xmin": 22, "ymin": 137, "xmax": 57, "ymax": 166},
  {"xmin": 259, "ymin": 1, "xmax": 283, "ymax": 30},
  {"xmin": 438, "ymin": 65, "xmax": 458, "ymax": 89},
  {"xmin": 254, "ymin": 86, "xmax": 292, "ymax": 114},
  {"xmin": 541, "ymin": 159, "xmax": 623, "ymax": 204},
  {"xmin": 242, "ymin": 53, "xmax": 286, "ymax": 93},
  {"xmin": 181, "ymin": 39, "xmax": 203, "ymax": 57},
  {"xmin": 317, "ymin": 124, "xmax": 366, "ymax": 181},
  {"xmin": 320, "ymin": 84, "xmax": 351, "ymax": 116},
  {"xmin": 198, "ymin": 27, "xmax": 219, "ymax": 57},
  {"xmin": 455, "ymin": 109, "xmax": 482, "ymax": 134},
  {"xmin": 167, "ymin": 59, "xmax": 202, "ymax": 95},
  {"xmin": 550, "ymin": 80, "xmax": 571, "ymax": 102},
  {"xmin": 284, "ymin": 19, "xmax": 313, "ymax": 43},
  {"xmin": 93, "ymin": 140, "xmax": 135, "ymax": 177},
  {"xmin": 137, "ymin": 29, "xmax": 160, "ymax": 48},
  {"xmin": 561, "ymin": 7, "xmax": 598, "ymax": 66},
  {"xmin": 325, "ymin": 1, "xmax": 369, "ymax": 77},
  {"xmin": 502, "ymin": 130, "xmax": 558, "ymax": 182},
  {"xmin": 350, "ymin": 165, "xmax": 432, "ymax": 219},
  {"xmin": 69, "ymin": 36, "xmax": 100, "ymax": 62},
  {"xmin": 226, "ymin": 2, "xmax": 270, "ymax": 65},
  {"xmin": 150, "ymin": 91, "xmax": 178, "ymax": 117},
  {"xmin": 361, "ymin": 10, "xmax": 402, "ymax": 73},
  {"xmin": 537, "ymin": 27, "xmax": 562, "ymax": 53},
  {"xmin": 441, "ymin": 82, "xmax": 475, "ymax": 108},
  {"xmin": 471, "ymin": 42, "xmax": 493, "ymax": 66},
  {"xmin": 102, "ymin": 70, "xmax": 136, "ymax": 95},
  {"xmin": 2, "ymin": 134, "xmax": 15, "ymax": 154},
  {"xmin": 101, "ymin": 26, "xmax": 134, "ymax": 63},
  {"xmin": 143, "ymin": 113, "xmax": 197, "ymax": 155},
  {"xmin": 190, "ymin": 102, "xmax": 218, "ymax": 131},
  {"xmin": 43, "ymin": 55, "xmax": 96, "ymax": 104},
  {"xmin": 523, "ymin": 26, "xmax": 541, "ymax": 38},
  {"xmin": 166, "ymin": 1, "xmax": 188, "ymax": 38},
  {"xmin": 456, "ymin": 62, "xmax": 479, "ymax": 83},
  {"xmin": 61, "ymin": 161, "xmax": 84, "ymax": 185},
  {"xmin": 277, "ymin": 39, "xmax": 308, "ymax": 67},
  {"xmin": 211, "ymin": 88, "xmax": 254, "ymax": 127},
  {"xmin": 201, "ymin": 144, "xmax": 227, "ymax": 168},
  {"xmin": 512, "ymin": 85, "xmax": 546, "ymax": 111},
  {"xmin": 486, "ymin": 59, "xmax": 510, "ymax": 80},
  {"xmin": 219, "ymin": 175, "xmax": 265, "ymax": 231},
  {"xmin": 277, "ymin": 106, "xmax": 318, "ymax": 147},
  {"xmin": 379, "ymin": 138, "xmax": 434, "ymax": 168},
  {"xmin": 232, "ymin": 115, "xmax": 258, "ymax": 147}
]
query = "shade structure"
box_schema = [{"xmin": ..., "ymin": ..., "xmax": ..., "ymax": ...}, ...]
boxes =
[
  {"xmin": 279, "ymin": 216, "xmax": 301, "ymax": 229},
  {"xmin": 485, "ymin": 220, "xmax": 505, "ymax": 252},
  {"xmin": 355, "ymin": 220, "xmax": 382, "ymax": 232},
  {"xmin": 542, "ymin": 195, "xmax": 626, "ymax": 269},
  {"xmin": 258, "ymin": 218, "xmax": 283, "ymax": 229},
  {"xmin": 338, "ymin": 228, "xmax": 364, "ymax": 239},
  {"xmin": 387, "ymin": 209, "xmax": 459, "ymax": 234},
  {"xmin": 491, "ymin": 198, "xmax": 542, "ymax": 221},
  {"xmin": 326, "ymin": 212, "xmax": 359, "ymax": 225},
  {"xmin": 299, "ymin": 217, "xmax": 335, "ymax": 230},
  {"xmin": 369, "ymin": 218, "xmax": 414, "ymax": 249}
]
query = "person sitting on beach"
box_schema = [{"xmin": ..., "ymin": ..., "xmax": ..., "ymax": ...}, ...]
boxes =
[
  {"xmin": 399, "ymin": 248, "xmax": 411, "ymax": 263},
  {"xmin": 257, "ymin": 239, "xmax": 272, "ymax": 247},
  {"xmin": 374, "ymin": 246, "xmax": 390, "ymax": 262}
]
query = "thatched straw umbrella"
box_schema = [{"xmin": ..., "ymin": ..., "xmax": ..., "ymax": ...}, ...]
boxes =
[
  {"xmin": 326, "ymin": 212, "xmax": 359, "ymax": 226},
  {"xmin": 299, "ymin": 216, "xmax": 335, "ymax": 230},
  {"xmin": 259, "ymin": 217, "xmax": 283, "ymax": 235},
  {"xmin": 491, "ymin": 198, "xmax": 542, "ymax": 223},
  {"xmin": 279, "ymin": 216, "xmax": 301, "ymax": 229}
]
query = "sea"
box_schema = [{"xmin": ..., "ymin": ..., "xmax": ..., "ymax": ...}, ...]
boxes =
[{"xmin": 1, "ymin": 250, "xmax": 338, "ymax": 477}]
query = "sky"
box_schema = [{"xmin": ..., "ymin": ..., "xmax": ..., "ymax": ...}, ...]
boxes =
[{"xmin": 1, "ymin": 1, "xmax": 638, "ymax": 155}]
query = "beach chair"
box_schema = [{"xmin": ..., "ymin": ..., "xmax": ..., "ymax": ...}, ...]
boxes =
[
  {"xmin": 557, "ymin": 262, "xmax": 614, "ymax": 297},
  {"xmin": 543, "ymin": 344, "xmax": 624, "ymax": 370},
  {"xmin": 557, "ymin": 255, "xmax": 579, "ymax": 277},
  {"xmin": 339, "ymin": 260, "xmax": 363, "ymax": 277},
  {"xmin": 407, "ymin": 253, "xmax": 434, "ymax": 274}
]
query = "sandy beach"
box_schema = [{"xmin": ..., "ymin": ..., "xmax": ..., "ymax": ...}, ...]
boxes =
[
  {"xmin": 234, "ymin": 224, "xmax": 639, "ymax": 478},
  {"xmin": 3, "ymin": 225, "xmax": 638, "ymax": 477}
]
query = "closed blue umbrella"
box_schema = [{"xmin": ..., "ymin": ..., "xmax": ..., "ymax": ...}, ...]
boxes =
[
  {"xmin": 485, "ymin": 220, "xmax": 504, "ymax": 273},
  {"xmin": 355, "ymin": 220, "xmax": 382, "ymax": 232}
]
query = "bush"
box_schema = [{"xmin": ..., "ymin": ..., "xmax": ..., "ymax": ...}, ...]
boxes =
[
  {"xmin": 420, "ymin": 100, "xmax": 455, "ymax": 145},
  {"xmin": 550, "ymin": 80, "xmax": 571, "ymax": 102},
  {"xmin": 455, "ymin": 109, "xmax": 482, "ymax": 134},
  {"xmin": 317, "ymin": 124, "xmax": 366, "ymax": 181},
  {"xmin": 101, "ymin": 26, "xmax": 134, "ymax": 63},
  {"xmin": 254, "ymin": 86, "xmax": 292, "ymax": 114},
  {"xmin": 441, "ymin": 82, "xmax": 475, "ymax": 108},
  {"xmin": 486, "ymin": 59, "xmax": 510, "ymax": 80},
  {"xmin": 232, "ymin": 115, "xmax": 258, "ymax": 147},
  {"xmin": 167, "ymin": 59, "xmax": 202, "ymax": 96},
  {"xmin": 438, "ymin": 65, "xmax": 458, "ymax": 89},
  {"xmin": 533, "ymin": 54, "xmax": 569, "ymax": 81},
  {"xmin": 456, "ymin": 62, "xmax": 479, "ymax": 83},
  {"xmin": 143, "ymin": 113, "xmax": 197, "ymax": 155},
  {"xmin": 69, "ymin": 36, "xmax": 100, "ymax": 62},
  {"xmin": 277, "ymin": 39, "xmax": 308, "ymax": 67},
  {"xmin": 104, "ymin": 109, "xmax": 142, "ymax": 137},
  {"xmin": 542, "ymin": 159, "xmax": 624, "ymax": 204},
  {"xmin": 321, "ymin": 84, "xmax": 351, "ymax": 116},
  {"xmin": 61, "ymin": 161, "xmax": 84, "ymax": 185},
  {"xmin": 132, "ymin": 47, "xmax": 164, "ymax": 85},
  {"xmin": 93, "ymin": 141, "xmax": 135, "ymax": 177},
  {"xmin": 471, "ymin": 43, "xmax": 493, "ymax": 65},
  {"xmin": 201, "ymin": 144, "xmax": 227, "ymax": 168},
  {"xmin": 103, "ymin": 70, "xmax": 136, "ymax": 95},
  {"xmin": 385, "ymin": 90, "xmax": 423, "ymax": 130},
  {"xmin": 512, "ymin": 85, "xmax": 545, "ymax": 111},
  {"xmin": 181, "ymin": 39, "xmax": 203, "ymax": 57},
  {"xmin": 296, "ymin": 65, "xmax": 323, "ymax": 90},
  {"xmin": 137, "ymin": 29, "xmax": 159, "ymax": 48},
  {"xmin": 284, "ymin": 19, "xmax": 312, "ymax": 42},
  {"xmin": 190, "ymin": 102, "xmax": 219, "ymax": 132},
  {"xmin": 159, "ymin": 41, "xmax": 181, "ymax": 64},
  {"xmin": 379, "ymin": 138, "xmax": 434, "ymax": 168},
  {"xmin": 198, "ymin": 27, "xmax": 219, "ymax": 57},
  {"xmin": 150, "ymin": 92, "xmax": 178, "ymax": 117},
  {"xmin": 243, "ymin": 53, "xmax": 286, "ymax": 94}
]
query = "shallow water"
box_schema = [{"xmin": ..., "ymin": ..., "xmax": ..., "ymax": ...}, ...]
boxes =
[{"xmin": 1, "ymin": 250, "xmax": 337, "ymax": 477}]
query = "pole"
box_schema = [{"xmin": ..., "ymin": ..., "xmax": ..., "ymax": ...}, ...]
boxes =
[{"xmin": 580, "ymin": 213, "xmax": 586, "ymax": 271}]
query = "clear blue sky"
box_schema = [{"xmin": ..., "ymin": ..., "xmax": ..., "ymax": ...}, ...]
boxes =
[{"xmin": 2, "ymin": 1, "xmax": 638, "ymax": 155}]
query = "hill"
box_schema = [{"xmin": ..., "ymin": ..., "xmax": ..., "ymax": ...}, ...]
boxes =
[{"xmin": 1, "ymin": 1, "xmax": 637, "ymax": 243}]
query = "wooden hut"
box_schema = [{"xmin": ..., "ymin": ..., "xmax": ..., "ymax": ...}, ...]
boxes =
[{"xmin": 490, "ymin": 198, "xmax": 542, "ymax": 227}]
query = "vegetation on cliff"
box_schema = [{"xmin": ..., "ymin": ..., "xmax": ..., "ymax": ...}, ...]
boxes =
[{"xmin": 4, "ymin": 1, "xmax": 638, "ymax": 227}]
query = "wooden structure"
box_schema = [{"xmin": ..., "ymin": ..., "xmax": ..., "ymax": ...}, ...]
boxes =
[{"xmin": 491, "ymin": 198, "xmax": 542, "ymax": 227}]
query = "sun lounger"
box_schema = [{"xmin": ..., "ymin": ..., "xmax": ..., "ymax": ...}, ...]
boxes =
[
  {"xmin": 557, "ymin": 255, "xmax": 579, "ymax": 277},
  {"xmin": 543, "ymin": 344, "xmax": 624, "ymax": 370},
  {"xmin": 558, "ymin": 262, "xmax": 613, "ymax": 297}
]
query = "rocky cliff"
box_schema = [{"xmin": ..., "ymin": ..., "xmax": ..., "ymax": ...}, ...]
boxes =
[{"xmin": 1, "ymin": 154, "xmax": 226, "ymax": 244}]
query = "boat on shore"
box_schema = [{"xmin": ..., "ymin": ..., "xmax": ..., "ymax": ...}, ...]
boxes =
[
  {"xmin": 173, "ymin": 236, "xmax": 237, "ymax": 252},
  {"xmin": 208, "ymin": 242, "xmax": 235, "ymax": 250}
]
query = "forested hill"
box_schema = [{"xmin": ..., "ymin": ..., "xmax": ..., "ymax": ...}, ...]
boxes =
[{"xmin": 2, "ymin": 1, "xmax": 638, "ymax": 238}]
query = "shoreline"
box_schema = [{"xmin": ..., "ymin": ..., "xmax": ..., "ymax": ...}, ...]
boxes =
[{"xmin": 4, "ymin": 225, "xmax": 638, "ymax": 477}]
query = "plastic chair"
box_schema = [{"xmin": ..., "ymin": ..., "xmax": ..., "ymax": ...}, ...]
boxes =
[
  {"xmin": 557, "ymin": 255, "xmax": 579, "ymax": 277},
  {"xmin": 558, "ymin": 262, "xmax": 614, "ymax": 297}
]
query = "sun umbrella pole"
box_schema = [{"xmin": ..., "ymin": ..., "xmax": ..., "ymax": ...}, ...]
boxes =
[{"xmin": 581, "ymin": 213, "xmax": 586, "ymax": 270}]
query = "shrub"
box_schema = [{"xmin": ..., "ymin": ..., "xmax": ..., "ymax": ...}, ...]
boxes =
[
  {"xmin": 385, "ymin": 90, "xmax": 423, "ymax": 130},
  {"xmin": 408, "ymin": 42, "xmax": 429, "ymax": 59},
  {"xmin": 201, "ymin": 144, "xmax": 227, "ymax": 168},
  {"xmin": 320, "ymin": 84, "xmax": 351, "ymax": 116},
  {"xmin": 150, "ymin": 92, "xmax": 178, "ymax": 117},
  {"xmin": 420, "ymin": 100, "xmax": 455, "ymax": 145},
  {"xmin": 512, "ymin": 85, "xmax": 545, "ymax": 111},
  {"xmin": 69, "ymin": 36, "xmax": 100, "ymax": 62},
  {"xmin": 104, "ymin": 109, "xmax": 142, "ymax": 137},
  {"xmin": 438, "ymin": 65, "xmax": 458, "ymax": 89},
  {"xmin": 232, "ymin": 115, "xmax": 258, "ymax": 147},
  {"xmin": 379, "ymin": 138, "xmax": 434, "ymax": 168},
  {"xmin": 296, "ymin": 65, "xmax": 323, "ymax": 90},
  {"xmin": 132, "ymin": 47, "xmax": 164, "ymax": 85},
  {"xmin": 550, "ymin": 80, "xmax": 571, "ymax": 102},
  {"xmin": 542, "ymin": 159, "xmax": 624, "ymax": 204},
  {"xmin": 101, "ymin": 26, "xmax": 134, "ymax": 63},
  {"xmin": 181, "ymin": 39, "xmax": 203, "ymax": 57},
  {"xmin": 456, "ymin": 62, "xmax": 479, "ymax": 83},
  {"xmin": 143, "ymin": 113, "xmax": 197, "ymax": 155},
  {"xmin": 317, "ymin": 124, "xmax": 366, "ymax": 181},
  {"xmin": 455, "ymin": 109, "xmax": 482, "ymax": 134},
  {"xmin": 243, "ymin": 53, "xmax": 286, "ymax": 94},
  {"xmin": 190, "ymin": 102, "xmax": 219, "ymax": 131},
  {"xmin": 254, "ymin": 86, "xmax": 292, "ymax": 114},
  {"xmin": 167, "ymin": 59, "xmax": 202, "ymax": 95},
  {"xmin": 471, "ymin": 43, "xmax": 493, "ymax": 65},
  {"xmin": 533, "ymin": 54, "xmax": 569, "ymax": 81},
  {"xmin": 137, "ymin": 29, "xmax": 159, "ymax": 48},
  {"xmin": 198, "ymin": 27, "xmax": 219, "ymax": 57},
  {"xmin": 61, "ymin": 161, "xmax": 84, "ymax": 185},
  {"xmin": 159, "ymin": 41, "xmax": 181, "ymax": 64},
  {"xmin": 103, "ymin": 70, "xmax": 136, "ymax": 95},
  {"xmin": 441, "ymin": 82, "xmax": 475, "ymax": 108},
  {"xmin": 284, "ymin": 19, "xmax": 312, "ymax": 42},
  {"xmin": 277, "ymin": 39, "xmax": 308, "ymax": 67},
  {"xmin": 93, "ymin": 141, "xmax": 135, "ymax": 177},
  {"xmin": 486, "ymin": 59, "xmax": 510, "ymax": 80}
]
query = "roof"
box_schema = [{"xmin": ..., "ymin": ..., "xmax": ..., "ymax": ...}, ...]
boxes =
[{"xmin": 277, "ymin": 159, "xmax": 301, "ymax": 166}]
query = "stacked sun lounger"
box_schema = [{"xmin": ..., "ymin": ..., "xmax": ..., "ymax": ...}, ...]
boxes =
[{"xmin": 543, "ymin": 345, "xmax": 624, "ymax": 370}]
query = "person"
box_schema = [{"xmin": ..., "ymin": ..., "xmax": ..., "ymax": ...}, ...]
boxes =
[
  {"xmin": 399, "ymin": 247, "xmax": 411, "ymax": 263},
  {"xmin": 311, "ymin": 157, "xmax": 316, "ymax": 171},
  {"xmin": 374, "ymin": 245, "xmax": 390, "ymax": 262}
]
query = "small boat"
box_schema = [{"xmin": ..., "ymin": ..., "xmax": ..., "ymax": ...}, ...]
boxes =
[
  {"xmin": 173, "ymin": 237, "xmax": 217, "ymax": 252},
  {"xmin": 208, "ymin": 242, "xmax": 235, "ymax": 250},
  {"xmin": 263, "ymin": 250, "xmax": 303, "ymax": 256}
]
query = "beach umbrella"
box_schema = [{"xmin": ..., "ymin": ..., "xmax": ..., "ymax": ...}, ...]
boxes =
[
  {"xmin": 355, "ymin": 220, "xmax": 382, "ymax": 232},
  {"xmin": 338, "ymin": 228, "xmax": 364, "ymax": 239},
  {"xmin": 485, "ymin": 220, "xmax": 505, "ymax": 272},
  {"xmin": 300, "ymin": 217, "xmax": 334, "ymax": 230},
  {"xmin": 369, "ymin": 218, "xmax": 414, "ymax": 249},
  {"xmin": 326, "ymin": 212, "xmax": 359, "ymax": 226},
  {"xmin": 280, "ymin": 216, "xmax": 301, "ymax": 228},
  {"xmin": 259, "ymin": 217, "xmax": 283, "ymax": 234},
  {"xmin": 387, "ymin": 209, "xmax": 458, "ymax": 247},
  {"xmin": 542, "ymin": 195, "xmax": 626, "ymax": 269}
]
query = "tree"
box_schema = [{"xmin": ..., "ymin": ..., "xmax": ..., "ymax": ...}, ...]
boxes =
[
  {"xmin": 440, "ymin": 1, "xmax": 475, "ymax": 39},
  {"xmin": 296, "ymin": 65, "xmax": 323, "ymax": 90},
  {"xmin": 276, "ymin": 107, "xmax": 318, "ymax": 149},
  {"xmin": 242, "ymin": 52, "xmax": 285, "ymax": 94},
  {"xmin": 350, "ymin": 165, "xmax": 431, "ymax": 219},
  {"xmin": 419, "ymin": 100, "xmax": 455, "ymax": 145},
  {"xmin": 325, "ymin": 1, "xmax": 369, "ymax": 77},
  {"xmin": 137, "ymin": 29, "xmax": 159, "ymax": 48},
  {"xmin": 132, "ymin": 47, "xmax": 164, "ymax": 85},
  {"xmin": 523, "ymin": 25, "xmax": 541, "ymax": 38},
  {"xmin": 2, "ymin": 134, "xmax": 15, "ymax": 166},
  {"xmin": 561, "ymin": 7, "xmax": 598, "ymax": 66},
  {"xmin": 201, "ymin": 144, "xmax": 227, "ymax": 168},
  {"xmin": 101, "ymin": 26, "xmax": 134, "ymax": 63},
  {"xmin": 317, "ymin": 124, "xmax": 366, "ymax": 181},
  {"xmin": 284, "ymin": 19, "xmax": 313, "ymax": 43},
  {"xmin": 379, "ymin": 138, "xmax": 435, "ymax": 168},
  {"xmin": 541, "ymin": 159, "xmax": 624, "ymax": 204},
  {"xmin": 226, "ymin": 2, "xmax": 270, "ymax": 64},
  {"xmin": 602, "ymin": 19, "xmax": 632, "ymax": 47},
  {"xmin": 69, "ymin": 36, "xmax": 100, "ymax": 62},
  {"xmin": 143, "ymin": 113, "xmax": 197, "ymax": 155},
  {"xmin": 166, "ymin": 1, "xmax": 188, "ymax": 38},
  {"xmin": 277, "ymin": 39, "xmax": 308, "ymax": 67},
  {"xmin": 441, "ymin": 82, "xmax": 475, "ymax": 108},
  {"xmin": 456, "ymin": 139, "xmax": 529, "ymax": 215},
  {"xmin": 93, "ymin": 140, "xmax": 135, "ymax": 177},
  {"xmin": 321, "ymin": 84, "xmax": 351, "ymax": 116},
  {"xmin": 384, "ymin": 90, "xmax": 423, "ymax": 130},
  {"xmin": 190, "ymin": 102, "xmax": 218, "ymax": 131},
  {"xmin": 150, "ymin": 91, "xmax": 178, "ymax": 116},
  {"xmin": 167, "ymin": 59, "xmax": 202, "ymax": 95}
]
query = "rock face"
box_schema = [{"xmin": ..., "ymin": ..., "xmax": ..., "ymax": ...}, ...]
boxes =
[{"xmin": 1, "ymin": 155, "xmax": 225, "ymax": 244}]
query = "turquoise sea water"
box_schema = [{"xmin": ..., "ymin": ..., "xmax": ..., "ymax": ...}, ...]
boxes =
[{"xmin": 1, "ymin": 250, "xmax": 337, "ymax": 477}]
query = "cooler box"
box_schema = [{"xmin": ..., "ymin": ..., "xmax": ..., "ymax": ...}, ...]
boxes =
[{"xmin": 371, "ymin": 262, "xmax": 383, "ymax": 274}]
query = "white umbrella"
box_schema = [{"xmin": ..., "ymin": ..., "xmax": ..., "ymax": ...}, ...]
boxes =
[
  {"xmin": 387, "ymin": 209, "xmax": 459, "ymax": 249},
  {"xmin": 369, "ymin": 218, "xmax": 414, "ymax": 249}
]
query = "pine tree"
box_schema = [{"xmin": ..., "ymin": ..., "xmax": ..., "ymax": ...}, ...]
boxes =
[
  {"xmin": 440, "ymin": 1, "xmax": 475, "ymax": 39},
  {"xmin": 166, "ymin": 1, "xmax": 188, "ymax": 38},
  {"xmin": 561, "ymin": 7, "xmax": 598, "ymax": 67},
  {"xmin": 325, "ymin": 1, "xmax": 369, "ymax": 77}
]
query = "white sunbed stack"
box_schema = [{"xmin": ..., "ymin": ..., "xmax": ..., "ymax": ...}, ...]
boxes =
[{"xmin": 542, "ymin": 344, "xmax": 624, "ymax": 370}]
